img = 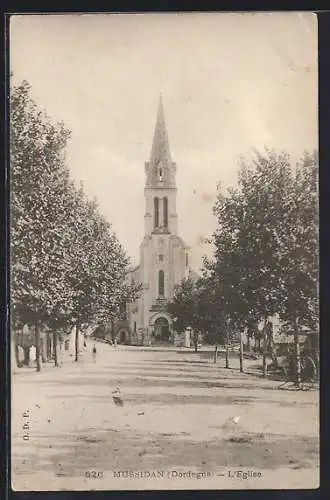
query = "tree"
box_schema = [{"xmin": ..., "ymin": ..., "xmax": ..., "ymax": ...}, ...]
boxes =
[
  {"xmin": 209, "ymin": 149, "xmax": 318, "ymax": 383},
  {"xmin": 11, "ymin": 79, "xmax": 141, "ymax": 370},
  {"xmin": 276, "ymin": 151, "xmax": 318, "ymax": 385},
  {"xmin": 168, "ymin": 274, "xmax": 227, "ymax": 359},
  {"xmin": 66, "ymin": 190, "xmax": 141, "ymax": 361},
  {"xmin": 233, "ymin": 150, "xmax": 294, "ymax": 374},
  {"xmin": 195, "ymin": 274, "xmax": 228, "ymax": 362},
  {"xmin": 11, "ymin": 80, "xmax": 72, "ymax": 371},
  {"xmin": 204, "ymin": 186, "xmax": 254, "ymax": 372},
  {"xmin": 167, "ymin": 276, "xmax": 198, "ymax": 343}
]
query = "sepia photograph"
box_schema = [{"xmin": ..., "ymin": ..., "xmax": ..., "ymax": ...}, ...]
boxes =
[{"xmin": 10, "ymin": 12, "xmax": 319, "ymax": 491}]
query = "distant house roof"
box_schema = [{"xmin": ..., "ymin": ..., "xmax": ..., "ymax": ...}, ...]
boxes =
[
  {"xmin": 130, "ymin": 264, "xmax": 140, "ymax": 273},
  {"xmin": 126, "ymin": 264, "xmax": 140, "ymax": 275}
]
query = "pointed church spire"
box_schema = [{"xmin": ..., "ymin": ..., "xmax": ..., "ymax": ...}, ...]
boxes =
[
  {"xmin": 150, "ymin": 94, "xmax": 172, "ymax": 166},
  {"xmin": 145, "ymin": 95, "xmax": 176, "ymax": 189}
]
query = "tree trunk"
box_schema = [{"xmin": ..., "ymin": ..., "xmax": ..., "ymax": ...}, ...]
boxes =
[
  {"xmin": 225, "ymin": 329, "xmax": 229, "ymax": 368},
  {"xmin": 262, "ymin": 317, "xmax": 268, "ymax": 378},
  {"xmin": 225, "ymin": 340, "xmax": 229, "ymax": 369},
  {"xmin": 213, "ymin": 344, "xmax": 218, "ymax": 364},
  {"xmin": 75, "ymin": 323, "xmax": 80, "ymax": 362},
  {"xmin": 35, "ymin": 323, "xmax": 41, "ymax": 372},
  {"xmin": 111, "ymin": 319, "xmax": 115, "ymax": 343},
  {"xmin": 14, "ymin": 342, "xmax": 20, "ymax": 367},
  {"xmin": 23, "ymin": 346, "xmax": 30, "ymax": 366},
  {"xmin": 239, "ymin": 330, "xmax": 244, "ymax": 373},
  {"xmin": 270, "ymin": 337, "xmax": 278, "ymax": 370},
  {"xmin": 46, "ymin": 332, "xmax": 52, "ymax": 361},
  {"xmin": 247, "ymin": 334, "xmax": 250, "ymax": 351},
  {"xmin": 194, "ymin": 333, "xmax": 198, "ymax": 352},
  {"xmin": 41, "ymin": 337, "xmax": 46, "ymax": 363},
  {"xmin": 53, "ymin": 331, "xmax": 59, "ymax": 367},
  {"xmin": 293, "ymin": 317, "xmax": 302, "ymax": 388}
]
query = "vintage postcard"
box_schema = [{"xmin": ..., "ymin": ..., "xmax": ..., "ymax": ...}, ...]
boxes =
[{"xmin": 10, "ymin": 12, "xmax": 319, "ymax": 491}]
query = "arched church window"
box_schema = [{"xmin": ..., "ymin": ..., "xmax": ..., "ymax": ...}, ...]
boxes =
[
  {"xmin": 159, "ymin": 167, "xmax": 163, "ymax": 181},
  {"xmin": 158, "ymin": 270, "xmax": 165, "ymax": 297},
  {"xmin": 154, "ymin": 197, "xmax": 159, "ymax": 228},
  {"xmin": 163, "ymin": 197, "xmax": 168, "ymax": 228}
]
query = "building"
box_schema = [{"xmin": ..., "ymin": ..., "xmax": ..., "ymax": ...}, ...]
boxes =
[{"xmin": 121, "ymin": 96, "xmax": 192, "ymax": 345}]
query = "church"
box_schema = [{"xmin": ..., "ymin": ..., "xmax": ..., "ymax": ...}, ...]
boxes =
[{"xmin": 121, "ymin": 96, "xmax": 192, "ymax": 345}]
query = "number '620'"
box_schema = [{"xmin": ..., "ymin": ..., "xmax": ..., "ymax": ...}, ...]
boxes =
[{"xmin": 85, "ymin": 471, "xmax": 104, "ymax": 479}]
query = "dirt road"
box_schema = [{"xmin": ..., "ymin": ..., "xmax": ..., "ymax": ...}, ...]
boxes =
[{"xmin": 11, "ymin": 342, "xmax": 319, "ymax": 490}]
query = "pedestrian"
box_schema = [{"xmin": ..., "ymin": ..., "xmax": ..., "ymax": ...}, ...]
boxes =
[{"xmin": 92, "ymin": 344, "xmax": 97, "ymax": 362}]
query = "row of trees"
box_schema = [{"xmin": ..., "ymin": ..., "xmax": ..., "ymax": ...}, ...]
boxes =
[
  {"xmin": 168, "ymin": 149, "xmax": 318, "ymax": 386},
  {"xmin": 11, "ymin": 80, "xmax": 140, "ymax": 371}
]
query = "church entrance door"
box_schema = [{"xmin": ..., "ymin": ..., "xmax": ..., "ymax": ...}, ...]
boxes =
[{"xmin": 154, "ymin": 317, "xmax": 170, "ymax": 343}]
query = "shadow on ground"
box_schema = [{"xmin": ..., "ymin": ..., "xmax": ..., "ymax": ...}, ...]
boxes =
[
  {"xmin": 12, "ymin": 426, "xmax": 319, "ymax": 478},
  {"xmin": 30, "ymin": 373, "xmax": 317, "ymax": 395},
  {"xmin": 47, "ymin": 388, "xmax": 316, "ymax": 408}
]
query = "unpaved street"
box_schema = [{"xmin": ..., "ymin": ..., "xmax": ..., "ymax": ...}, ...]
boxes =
[{"xmin": 12, "ymin": 341, "xmax": 319, "ymax": 490}]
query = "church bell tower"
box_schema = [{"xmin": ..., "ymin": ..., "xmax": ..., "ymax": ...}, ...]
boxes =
[
  {"xmin": 144, "ymin": 94, "xmax": 178, "ymax": 236},
  {"xmin": 136, "ymin": 95, "xmax": 190, "ymax": 344}
]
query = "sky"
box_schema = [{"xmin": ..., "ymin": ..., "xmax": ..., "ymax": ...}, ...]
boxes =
[{"xmin": 10, "ymin": 12, "xmax": 318, "ymax": 271}]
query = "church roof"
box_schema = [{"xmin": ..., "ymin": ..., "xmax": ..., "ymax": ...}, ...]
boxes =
[
  {"xmin": 171, "ymin": 235, "xmax": 190, "ymax": 249},
  {"xmin": 150, "ymin": 94, "xmax": 172, "ymax": 166},
  {"xmin": 146, "ymin": 95, "xmax": 176, "ymax": 188}
]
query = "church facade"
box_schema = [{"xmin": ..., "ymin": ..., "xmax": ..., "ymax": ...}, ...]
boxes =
[{"xmin": 122, "ymin": 97, "xmax": 191, "ymax": 345}]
